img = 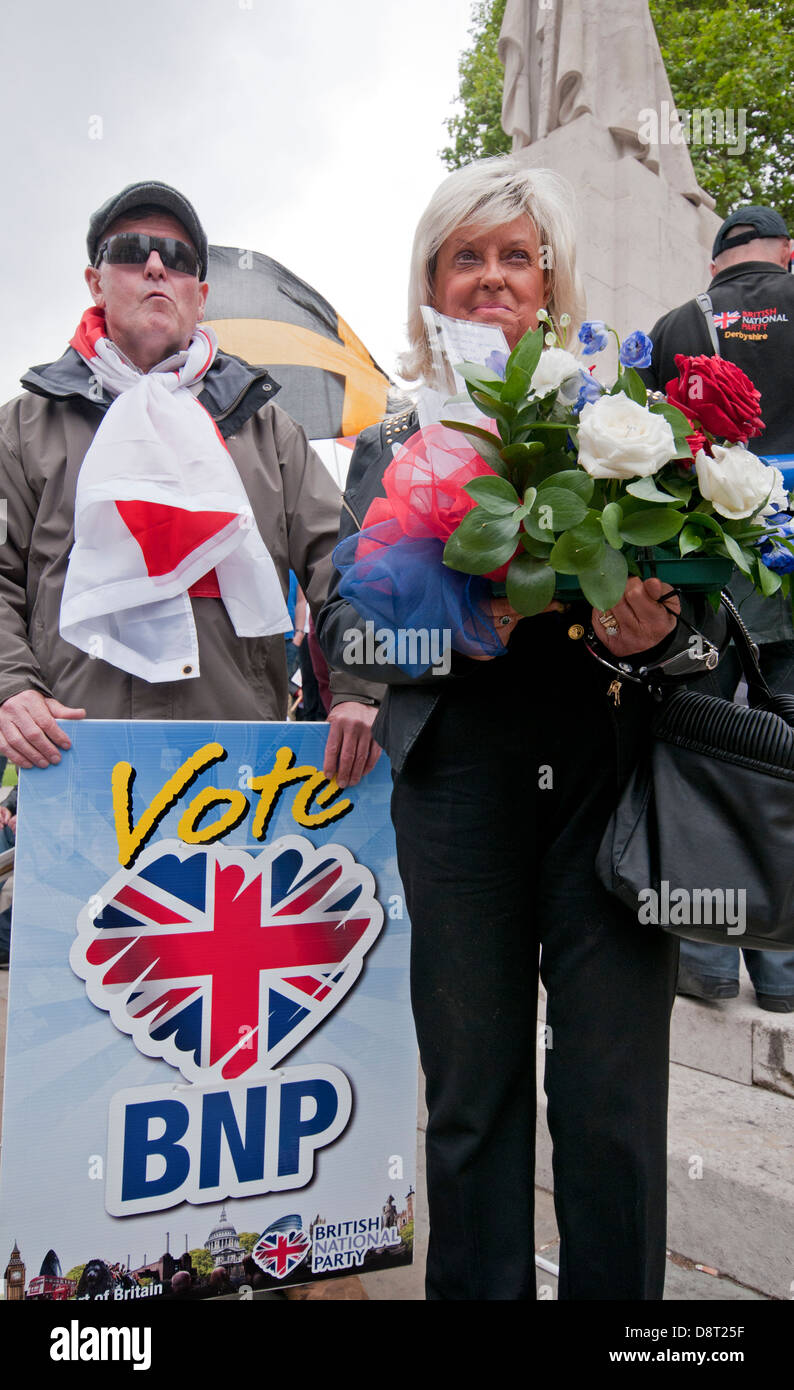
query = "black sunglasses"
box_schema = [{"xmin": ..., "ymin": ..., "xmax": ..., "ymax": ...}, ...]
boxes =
[{"xmin": 95, "ymin": 232, "xmax": 200, "ymax": 277}]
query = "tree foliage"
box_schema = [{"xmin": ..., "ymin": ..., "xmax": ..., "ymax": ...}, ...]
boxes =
[
  {"xmin": 441, "ymin": 0, "xmax": 510, "ymax": 168},
  {"xmin": 236, "ymin": 1232, "xmax": 259, "ymax": 1255},
  {"xmin": 649, "ymin": 0, "xmax": 794, "ymax": 226},
  {"xmin": 188, "ymin": 1247, "xmax": 214, "ymax": 1279},
  {"xmin": 442, "ymin": 0, "xmax": 794, "ymax": 225}
]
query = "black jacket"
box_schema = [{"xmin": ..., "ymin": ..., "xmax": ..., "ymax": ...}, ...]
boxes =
[
  {"xmin": 641, "ymin": 261, "xmax": 794, "ymax": 457},
  {"xmin": 641, "ymin": 261, "xmax": 794, "ymax": 643}
]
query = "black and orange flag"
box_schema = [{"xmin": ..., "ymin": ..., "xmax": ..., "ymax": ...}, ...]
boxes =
[{"xmin": 204, "ymin": 246, "xmax": 390, "ymax": 440}]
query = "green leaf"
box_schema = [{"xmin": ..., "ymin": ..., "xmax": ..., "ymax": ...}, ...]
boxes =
[
  {"xmin": 656, "ymin": 473, "xmax": 694, "ymax": 501},
  {"xmin": 577, "ymin": 545, "xmax": 630, "ymax": 611},
  {"xmin": 758, "ymin": 561, "xmax": 783, "ymax": 595},
  {"xmin": 620, "ymin": 367, "xmax": 649, "ymax": 406},
  {"xmin": 440, "ymin": 419, "xmax": 500, "ymax": 447},
  {"xmin": 519, "ymin": 532, "xmax": 553, "ymax": 559},
  {"xmin": 501, "ymin": 365, "xmax": 533, "ymax": 403},
  {"xmin": 537, "ymin": 469, "xmax": 594, "ymax": 502},
  {"xmin": 626, "ymin": 475, "xmax": 687, "ymax": 505},
  {"xmin": 505, "ymin": 554, "xmax": 556, "ymax": 616},
  {"xmin": 600, "ymin": 501, "xmax": 624, "ymax": 550},
  {"xmin": 464, "ymin": 475, "xmax": 521, "ymax": 514},
  {"xmin": 619, "ymin": 508, "xmax": 685, "ymax": 545},
  {"xmin": 513, "ymin": 402, "xmax": 541, "ymax": 429},
  {"xmin": 443, "ymin": 508, "xmax": 520, "ymax": 574},
  {"xmin": 550, "ymin": 525, "xmax": 603, "ymax": 575},
  {"xmin": 505, "ymin": 324, "xmax": 544, "ymax": 381},
  {"xmin": 454, "ymin": 361, "xmax": 505, "ymax": 389},
  {"xmin": 721, "ymin": 532, "xmax": 752, "ymax": 575},
  {"xmin": 501, "ymin": 441, "xmax": 546, "ymax": 463},
  {"xmin": 440, "ymin": 423, "xmax": 507, "ymax": 476},
  {"xmin": 650, "ymin": 400, "xmax": 693, "ymax": 442},
  {"xmin": 683, "ymin": 510, "xmax": 726, "ymax": 539},
  {"xmin": 523, "ymin": 504, "xmax": 558, "ymax": 542},
  {"xmin": 529, "ymin": 487, "xmax": 589, "ymax": 532},
  {"xmin": 469, "ymin": 390, "xmax": 517, "ymax": 431},
  {"xmin": 679, "ymin": 524, "xmax": 704, "ymax": 557}
]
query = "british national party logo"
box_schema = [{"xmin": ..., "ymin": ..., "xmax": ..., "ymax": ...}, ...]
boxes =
[{"xmin": 252, "ymin": 1215, "xmax": 312, "ymax": 1281}]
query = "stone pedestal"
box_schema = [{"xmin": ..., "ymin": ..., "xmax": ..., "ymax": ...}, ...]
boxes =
[{"xmin": 516, "ymin": 114, "xmax": 721, "ymax": 363}]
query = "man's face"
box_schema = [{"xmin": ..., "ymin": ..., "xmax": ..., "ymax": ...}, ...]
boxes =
[{"xmin": 84, "ymin": 212, "xmax": 209, "ymax": 372}]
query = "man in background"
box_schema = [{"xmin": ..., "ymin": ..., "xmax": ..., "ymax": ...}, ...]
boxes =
[{"xmin": 642, "ymin": 205, "xmax": 794, "ymax": 1012}]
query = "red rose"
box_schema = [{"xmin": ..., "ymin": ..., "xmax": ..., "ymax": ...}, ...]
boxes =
[
  {"xmin": 685, "ymin": 428, "xmax": 708, "ymax": 460},
  {"xmin": 665, "ymin": 354, "xmax": 764, "ymax": 443}
]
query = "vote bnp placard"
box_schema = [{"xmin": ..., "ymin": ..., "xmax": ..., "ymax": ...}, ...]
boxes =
[{"xmin": 0, "ymin": 722, "xmax": 416, "ymax": 1301}]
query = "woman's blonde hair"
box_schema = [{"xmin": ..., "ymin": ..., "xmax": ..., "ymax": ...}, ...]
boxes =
[{"xmin": 400, "ymin": 156, "xmax": 585, "ymax": 385}]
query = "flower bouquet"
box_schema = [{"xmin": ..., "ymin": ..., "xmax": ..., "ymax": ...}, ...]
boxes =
[
  {"xmin": 438, "ymin": 315, "xmax": 793, "ymax": 615},
  {"xmin": 334, "ymin": 318, "xmax": 793, "ymax": 673}
]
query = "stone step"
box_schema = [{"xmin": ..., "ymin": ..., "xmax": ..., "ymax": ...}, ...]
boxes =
[
  {"xmin": 535, "ymin": 1050, "xmax": 794, "ymax": 1298},
  {"xmin": 670, "ymin": 971, "xmax": 794, "ymax": 1096}
]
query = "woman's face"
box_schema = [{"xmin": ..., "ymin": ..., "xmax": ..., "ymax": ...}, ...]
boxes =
[{"xmin": 431, "ymin": 214, "xmax": 549, "ymax": 350}]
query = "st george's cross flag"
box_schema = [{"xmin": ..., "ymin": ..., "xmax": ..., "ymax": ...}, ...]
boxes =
[{"xmin": 204, "ymin": 246, "xmax": 390, "ymax": 441}]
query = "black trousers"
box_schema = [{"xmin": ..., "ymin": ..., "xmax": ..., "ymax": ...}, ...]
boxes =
[{"xmin": 391, "ymin": 677, "xmax": 678, "ymax": 1300}]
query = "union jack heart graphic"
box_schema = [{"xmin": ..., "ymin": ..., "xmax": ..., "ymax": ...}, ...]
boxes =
[
  {"xmin": 252, "ymin": 1215, "xmax": 312, "ymax": 1280},
  {"xmin": 69, "ymin": 837, "xmax": 384, "ymax": 1083}
]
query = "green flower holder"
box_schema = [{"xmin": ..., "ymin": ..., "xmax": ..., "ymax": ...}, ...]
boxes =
[{"xmin": 552, "ymin": 548, "xmax": 734, "ymax": 603}]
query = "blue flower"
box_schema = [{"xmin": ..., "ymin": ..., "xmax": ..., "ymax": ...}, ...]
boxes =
[
  {"xmin": 577, "ymin": 320, "xmax": 609, "ymax": 355},
  {"xmin": 485, "ymin": 349, "xmax": 508, "ymax": 379},
  {"xmin": 572, "ymin": 370, "xmax": 604, "ymax": 414},
  {"xmin": 758, "ymin": 513, "xmax": 794, "ymax": 574},
  {"xmin": 619, "ymin": 330, "xmax": 653, "ymax": 369}
]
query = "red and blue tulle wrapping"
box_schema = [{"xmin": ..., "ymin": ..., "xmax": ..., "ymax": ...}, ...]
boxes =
[
  {"xmin": 333, "ymin": 424, "xmax": 509, "ymax": 675},
  {"xmin": 381, "ymin": 422, "xmax": 497, "ymax": 539}
]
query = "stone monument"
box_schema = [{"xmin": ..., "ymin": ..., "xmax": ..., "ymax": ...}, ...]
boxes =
[{"xmin": 499, "ymin": 0, "xmax": 722, "ymax": 346}]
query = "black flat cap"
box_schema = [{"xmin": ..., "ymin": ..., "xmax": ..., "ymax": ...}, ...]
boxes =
[
  {"xmin": 712, "ymin": 205, "xmax": 789, "ymax": 260},
  {"xmin": 87, "ymin": 180, "xmax": 208, "ymax": 278}
]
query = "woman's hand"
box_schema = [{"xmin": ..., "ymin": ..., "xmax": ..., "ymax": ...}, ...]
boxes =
[
  {"xmin": 470, "ymin": 595, "xmax": 564, "ymax": 660},
  {"xmin": 592, "ymin": 577, "xmax": 680, "ymax": 658}
]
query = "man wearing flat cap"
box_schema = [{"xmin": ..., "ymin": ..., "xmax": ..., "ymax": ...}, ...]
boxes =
[
  {"xmin": 0, "ymin": 180, "xmax": 380, "ymax": 783},
  {"xmin": 642, "ymin": 205, "xmax": 794, "ymax": 1013}
]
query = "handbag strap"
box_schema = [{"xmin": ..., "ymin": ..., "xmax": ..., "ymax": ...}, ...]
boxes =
[
  {"xmin": 695, "ymin": 292, "xmax": 721, "ymax": 355},
  {"xmin": 719, "ymin": 591, "xmax": 774, "ymax": 706}
]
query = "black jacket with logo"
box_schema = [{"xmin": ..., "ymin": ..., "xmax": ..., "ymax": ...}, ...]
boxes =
[
  {"xmin": 642, "ymin": 261, "xmax": 794, "ymax": 456},
  {"xmin": 641, "ymin": 261, "xmax": 794, "ymax": 643}
]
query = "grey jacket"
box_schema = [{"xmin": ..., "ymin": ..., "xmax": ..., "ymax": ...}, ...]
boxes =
[{"xmin": 0, "ymin": 346, "xmax": 378, "ymax": 720}]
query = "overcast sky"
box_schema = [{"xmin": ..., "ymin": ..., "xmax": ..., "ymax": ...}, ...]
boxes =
[{"xmin": 0, "ymin": 0, "xmax": 476, "ymax": 401}]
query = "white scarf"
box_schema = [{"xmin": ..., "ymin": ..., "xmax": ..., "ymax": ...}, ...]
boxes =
[{"xmin": 60, "ymin": 319, "xmax": 290, "ymax": 682}]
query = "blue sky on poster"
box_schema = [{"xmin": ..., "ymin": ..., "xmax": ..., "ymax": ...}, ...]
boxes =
[{"xmin": 0, "ymin": 0, "xmax": 476, "ymax": 402}]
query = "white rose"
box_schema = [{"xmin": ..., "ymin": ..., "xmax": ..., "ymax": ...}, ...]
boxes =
[
  {"xmin": 576, "ymin": 394, "xmax": 677, "ymax": 480},
  {"xmin": 530, "ymin": 348, "xmax": 582, "ymax": 399},
  {"xmin": 695, "ymin": 446, "xmax": 785, "ymax": 521},
  {"xmin": 756, "ymin": 466, "xmax": 789, "ymax": 520}
]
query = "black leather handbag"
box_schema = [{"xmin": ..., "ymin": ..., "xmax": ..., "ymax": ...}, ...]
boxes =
[{"xmin": 596, "ymin": 596, "xmax": 794, "ymax": 949}]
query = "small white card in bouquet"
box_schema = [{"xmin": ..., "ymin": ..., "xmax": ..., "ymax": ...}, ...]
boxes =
[{"xmin": 417, "ymin": 307, "xmax": 509, "ymax": 431}]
